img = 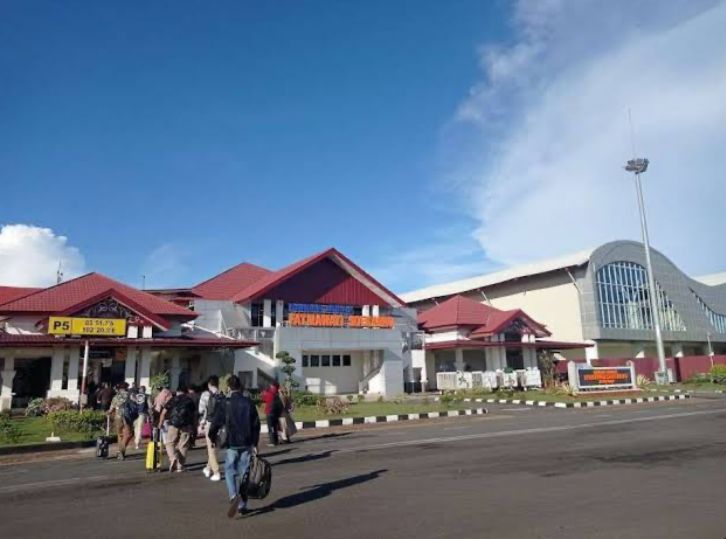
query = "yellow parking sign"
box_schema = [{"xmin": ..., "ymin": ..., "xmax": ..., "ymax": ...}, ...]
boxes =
[{"xmin": 48, "ymin": 317, "xmax": 126, "ymax": 336}]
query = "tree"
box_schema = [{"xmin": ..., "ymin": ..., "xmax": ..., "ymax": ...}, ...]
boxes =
[
  {"xmin": 537, "ymin": 351, "xmax": 557, "ymax": 389},
  {"xmin": 276, "ymin": 351, "xmax": 299, "ymax": 393}
]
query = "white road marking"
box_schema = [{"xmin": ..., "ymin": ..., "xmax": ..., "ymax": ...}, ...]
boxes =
[{"xmin": 338, "ymin": 407, "xmax": 726, "ymax": 454}]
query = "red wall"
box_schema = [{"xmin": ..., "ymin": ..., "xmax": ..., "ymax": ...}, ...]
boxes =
[
  {"xmin": 557, "ymin": 355, "xmax": 726, "ymax": 382},
  {"xmin": 264, "ymin": 258, "xmax": 390, "ymax": 306}
]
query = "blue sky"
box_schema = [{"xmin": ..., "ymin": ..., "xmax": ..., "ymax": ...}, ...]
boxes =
[
  {"xmin": 2, "ymin": 1, "xmax": 725, "ymax": 292},
  {"xmin": 1, "ymin": 1, "xmax": 506, "ymax": 289}
]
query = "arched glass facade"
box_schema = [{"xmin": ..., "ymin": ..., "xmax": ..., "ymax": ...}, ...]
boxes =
[
  {"xmin": 596, "ymin": 261, "xmax": 686, "ymax": 331},
  {"xmin": 692, "ymin": 291, "xmax": 726, "ymax": 333}
]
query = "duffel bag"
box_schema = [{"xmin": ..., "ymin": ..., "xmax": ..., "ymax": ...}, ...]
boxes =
[{"xmin": 246, "ymin": 454, "xmax": 272, "ymax": 499}]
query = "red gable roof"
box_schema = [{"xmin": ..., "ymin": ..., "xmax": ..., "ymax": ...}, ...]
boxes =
[
  {"xmin": 192, "ymin": 262, "xmax": 272, "ymax": 300},
  {"xmin": 190, "ymin": 248, "xmax": 403, "ymax": 307},
  {"xmin": 0, "ymin": 273, "xmax": 197, "ymax": 329},
  {"xmin": 417, "ymin": 295, "xmax": 550, "ymax": 337},
  {"xmin": 0, "ymin": 286, "xmax": 41, "ymax": 306},
  {"xmin": 231, "ymin": 248, "xmax": 404, "ymax": 307}
]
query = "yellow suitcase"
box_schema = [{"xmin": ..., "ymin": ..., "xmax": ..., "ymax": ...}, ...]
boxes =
[{"xmin": 145, "ymin": 429, "xmax": 163, "ymax": 472}]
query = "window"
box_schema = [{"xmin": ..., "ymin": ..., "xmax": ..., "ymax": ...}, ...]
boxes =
[
  {"xmin": 302, "ymin": 355, "xmax": 309, "ymax": 368},
  {"xmin": 342, "ymin": 355, "xmax": 351, "ymax": 367},
  {"xmin": 321, "ymin": 355, "xmax": 331, "ymax": 367},
  {"xmin": 250, "ymin": 303, "xmax": 264, "ymax": 327},
  {"xmin": 692, "ymin": 291, "xmax": 726, "ymax": 333},
  {"xmin": 596, "ymin": 262, "xmax": 686, "ymax": 331},
  {"xmin": 332, "ymin": 355, "xmax": 341, "ymax": 367},
  {"xmin": 310, "ymin": 355, "xmax": 320, "ymax": 367}
]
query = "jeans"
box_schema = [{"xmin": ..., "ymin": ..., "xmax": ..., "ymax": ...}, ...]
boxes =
[{"xmin": 224, "ymin": 447, "xmax": 252, "ymax": 500}]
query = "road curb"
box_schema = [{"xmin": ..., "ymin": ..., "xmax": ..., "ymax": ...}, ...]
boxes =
[
  {"xmin": 260, "ymin": 407, "xmax": 489, "ymax": 434},
  {"xmin": 0, "ymin": 436, "xmax": 115, "ymax": 457},
  {"xmin": 433, "ymin": 394, "xmax": 691, "ymax": 409}
]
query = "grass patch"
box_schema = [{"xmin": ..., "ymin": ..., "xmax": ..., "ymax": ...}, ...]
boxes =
[
  {"xmin": 668, "ymin": 382, "xmax": 724, "ymax": 393},
  {"xmin": 447, "ymin": 387, "xmax": 681, "ymax": 403},
  {"xmin": 0, "ymin": 416, "xmax": 102, "ymax": 447},
  {"xmin": 282, "ymin": 401, "xmax": 468, "ymax": 422}
]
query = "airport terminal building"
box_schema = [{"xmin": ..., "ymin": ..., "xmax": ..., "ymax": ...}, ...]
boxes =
[
  {"xmin": 0, "ymin": 248, "xmax": 419, "ymax": 409},
  {"xmin": 402, "ymin": 240, "xmax": 726, "ymax": 362}
]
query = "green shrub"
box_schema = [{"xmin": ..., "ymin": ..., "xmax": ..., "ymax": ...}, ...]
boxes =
[
  {"xmin": 376, "ymin": 395, "xmax": 384, "ymax": 403},
  {"xmin": 293, "ymin": 391, "xmax": 323, "ymax": 407},
  {"xmin": 709, "ymin": 365, "xmax": 726, "ymax": 384},
  {"xmin": 346, "ymin": 394, "xmax": 354, "ymax": 403},
  {"xmin": 439, "ymin": 392, "xmax": 454, "ymax": 405},
  {"xmin": 48, "ymin": 410, "xmax": 106, "ymax": 433},
  {"xmin": 356, "ymin": 394, "xmax": 364, "ymax": 403},
  {"xmin": 317, "ymin": 397, "xmax": 349, "ymax": 416},
  {"xmin": 44, "ymin": 397, "xmax": 75, "ymax": 413},
  {"xmin": 25, "ymin": 398, "xmax": 46, "ymax": 417},
  {"xmin": 0, "ymin": 416, "xmax": 21, "ymax": 444}
]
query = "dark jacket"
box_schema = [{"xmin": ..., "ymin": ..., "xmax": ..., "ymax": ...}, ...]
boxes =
[{"xmin": 225, "ymin": 391, "xmax": 260, "ymax": 449}]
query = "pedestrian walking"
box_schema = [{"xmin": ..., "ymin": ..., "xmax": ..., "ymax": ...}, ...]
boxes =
[
  {"xmin": 132, "ymin": 385, "xmax": 151, "ymax": 450},
  {"xmin": 198, "ymin": 375, "xmax": 225, "ymax": 482},
  {"xmin": 223, "ymin": 375, "xmax": 260, "ymax": 518},
  {"xmin": 153, "ymin": 385, "xmax": 173, "ymax": 444},
  {"xmin": 97, "ymin": 382, "xmax": 113, "ymax": 411},
  {"xmin": 277, "ymin": 386, "xmax": 297, "ymax": 443},
  {"xmin": 158, "ymin": 386, "xmax": 196, "ymax": 472},
  {"xmin": 261, "ymin": 382, "xmax": 282, "ymax": 446},
  {"xmin": 108, "ymin": 382, "xmax": 133, "ymax": 460}
]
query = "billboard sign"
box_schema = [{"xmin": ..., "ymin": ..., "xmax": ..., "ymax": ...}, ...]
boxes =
[
  {"xmin": 48, "ymin": 317, "xmax": 127, "ymax": 337},
  {"xmin": 568, "ymin": 362, "xmax": 636, "ymax": 391}
]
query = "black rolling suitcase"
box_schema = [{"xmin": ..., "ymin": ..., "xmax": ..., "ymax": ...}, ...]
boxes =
[{"xmin": 96, "ymin": 416, "xmax": 111, "ymax": 458}]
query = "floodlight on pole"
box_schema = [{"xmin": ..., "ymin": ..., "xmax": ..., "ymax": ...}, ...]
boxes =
[{"xmin": 624, "ymin": 157, "xmax": 668, "ymax": 384}]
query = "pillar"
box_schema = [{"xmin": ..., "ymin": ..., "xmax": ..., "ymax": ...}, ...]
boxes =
[
  {"xmin": 49, "ymin": 347, "xmax": 65, "ymax": 393},
  {"xmin": 1, "ymin": 355, "xmax": 16, "ymax": 411},
  {"xmin": 585, "ymin": 342, "xmax": 599, "ymax": 365},
  {"xmin": 275, "ymin": 300, "xmax": 284, "ymax": 327},
  {"xmin": 263, "ymin": 299, "xmax": 272, "ymax": 327},
  {"xmin": 170, "ymin": 353, "xmax": 181, "ymax": 390},
  {"xmin": 454, "ymin": 348, "xmax": 465, "ymax": 371},
  {"xmin": 372, "ymin": 305, "xmax": 380, "ymax": 317},
  {"xmin": 67, "ymin": 346, "xmax": 80, "ymax": 392},
  {"xmin": 362, "ymin": 305, "xmax": 370, "ymax": 317},
  {"xmin": 138, "ymin": 347, "xmax": 152, "ymax": 390},
  {"xmin": 125, "ymin": 347, "xmax": 138, "ymax": 387}
]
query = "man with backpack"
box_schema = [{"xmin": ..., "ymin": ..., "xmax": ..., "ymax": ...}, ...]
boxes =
[
  {"xmin": 158, "ymin": 385, "xmax": 196, "ymax": 472},
  {"xmin": 108, "ymin": 382, "xmax": 133, "ymax": 460},
  {"xmin": 223, "ymin": 375, "xmax": 260, "ymax": 517},
  {"xmin": 199, "ymin": 375, "xmax": 224, "ymax": 481},
  {"xmin": 131, "ymin": 386, "xmax": 151, "ymax": 450}
]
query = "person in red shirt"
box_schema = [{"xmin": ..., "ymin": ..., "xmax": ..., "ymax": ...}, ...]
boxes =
[{"xmin": 261, "ymin": 382, "xmax": 282, "ymax": 446}]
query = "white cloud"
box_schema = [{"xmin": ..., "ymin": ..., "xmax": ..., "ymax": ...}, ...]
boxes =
[
  {"xmin": 141, "ymin": 243, "xmax": 188, "ymax": 289},
  {"xmin": 447, "ymin": 0, "xmax": 726, "ymax": 275},
  {"xmin": 0, "ymin": 224, "xmax": 86, "ymax": 287},
  {"xmin": 372, "ymin": 231, "xmax": 499, "ymax": 294}
]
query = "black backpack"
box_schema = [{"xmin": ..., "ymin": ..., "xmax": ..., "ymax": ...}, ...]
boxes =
[
  {"xmin": 123, "ymin": 398, "xmax": 139, "ymax": 425},
  {"xmin": 207, "ymin": 392, "xmax": 226, "ymax": 426},
  {"xmin": 169, "ymin": 396, "xmax": 194, "ymax": 428},
  {"xmin": 246, "ymin": 455, "xmax": 272, "ymax": 499}
]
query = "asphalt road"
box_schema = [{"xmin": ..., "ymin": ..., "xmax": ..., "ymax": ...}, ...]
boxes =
[{"xmin": 1, "ymin": 399, "xmax": 725, "ymax": 538}]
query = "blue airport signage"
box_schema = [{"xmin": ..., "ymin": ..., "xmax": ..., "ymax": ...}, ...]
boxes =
[{"xmin": 288, "ymin": 303, "xmax": 354, "ymax": 315}]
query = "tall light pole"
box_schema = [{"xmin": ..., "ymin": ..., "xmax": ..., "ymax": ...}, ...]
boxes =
[{"xmin": 624, "ymin": 157, "xmax": 668, "ymax": 384}]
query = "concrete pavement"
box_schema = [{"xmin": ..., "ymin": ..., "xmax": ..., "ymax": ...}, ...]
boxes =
[{"xmin": 1, "ymin": 399, "xmax": 725, "ymax": 538}]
